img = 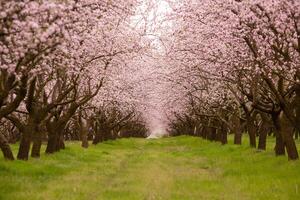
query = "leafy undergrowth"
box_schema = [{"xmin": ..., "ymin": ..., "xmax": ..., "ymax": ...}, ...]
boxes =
[{"xmin": 0, "ymin": 136, "xmax": 300, "ymax": 200}]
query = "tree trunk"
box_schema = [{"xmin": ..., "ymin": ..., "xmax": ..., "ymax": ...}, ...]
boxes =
[
  {"xmin": 280, "ymin": 113, "xmax": 299, "ymax": 160},
  {"xmin": 46, "ymin": 120, "xmax": 66, "ymax": 153},
  {"xmin": 80, "ymin": 128, "xmax": 89, "ymax": 148},
  {"xmin": 202, "ymin": 126, "xmax": 208, "ymax": 139},
  {"xmin": 246, "ymin": 117, "xmax": 256, "ymax": 148},
  {"xmin": 275, "ymin": 129, "xmax": 286, "ymax": 156},
  {"xmin": 31, "ymin": 138, "xmax": 42, "ymax": 158},
  {"xmin": 257, "ymin": 114, "xmax": 270, "ymax": 150},
  {"xmin": 207, "ymin": 127, "xmax": 213, "ymax": 141},
  {"xmin": 272, "ymin": 112, "xmax": 286, "ymax": 156},
  {"xmin": 295, "ymin": 84, "xmax": 300, "ymax": 133},
  {"xmin": 216, "ymin": 128, "xmax": 222, "ymax": 142},
  {"xmin": 46, "ymin": 134, "xmax": 58, "ymax": 154},
  {"xmin": 103, "ymin": 131, "xmax": 110, "ymax": 141},
  {"xmin": 232, "ymin": 114, "xmax": 242, "ymax": 145},
  {"xmin": 209, "ymin": 127, "xmax": 217, "ymax": 141},
  {"xmin": 31, "ymin": 126, "xmax": 42, "ymax": 158},
  {"xmin": 58, "ymin": 135, "xmax": 65, "ymax": 150},
  {"xmin": 0, "ymin": 133, "xmax": 14, "ymax": 160},
  {"xmin": 92, "ymin": 133, "xmax": 102, "ymax": 144},
  {"xmin": 17, "ymin": 133, "xmax": 31, "ymax": 160},
  {"xmin": 92, "ymin": 123, "xmax": 102, "ymax": 144},
  {"xmin": 16, "ymin": 117, "xmax": 40, "ymax": 160},
  {"xmin": 81, "ymin": 137, "xmax": 88, "ymax": 148},
  {"xmin": 220, "ymin": 122, "xmax": 228, "ymax": 145},
  {"xmin": 257, "ymin": 127, "xmax": 268, "ymax": 150},
  {"xmin": 46, "ymin": 122, "xmax": 58, "ymax": 154},
  {"xmin": 234, "ymin": 129, "xmax": 242, "ymax": 145}
]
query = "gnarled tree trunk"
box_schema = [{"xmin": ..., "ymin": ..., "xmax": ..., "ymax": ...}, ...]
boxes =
[
  {"xmin": 93, "ymin": 133, "xmax": 102, "ymax": 144},
  {"xmin": 17, "ymin": 120, "xmax": 37, "ymax": 160},
  {"xmin": 46, "ymin": 121, "xmax": 63, "ymax": 154},
  {"xmin": 46, "ymin": 133, "xmax": 59, "ymax": 154},
  {"xmin": 220, "ymin": 122, "xmax": 228, "ymax": 145},
  {"xmin": 17, "ymin": 133, "xmax": 31, "ymax": 160},
  {"xmin": 0, "ymin": 133, "xmax": 14, "ymax": 160},
  {"xmin": 232, "ymin": 114, "xmax": 242, "ymax": 145},
  {"xmin": 279, "ymin": 113, "xmax": 298, "ymax": 160},
  {"xmin": 246, "ymin": 117, "xmax": 256, "ymax": 148},
  {"xmin": 31, "ymin": 135, "xmax": 42, "ymax": 158},
  {"xmin": 31, "ymin": 125, "xmax": 43, "ymax": 158},
  {"xmin": 257, "ymin": 113, "xmax": 270, "ymax": 150},
  {"xmin": 272, "ymin": 112, "xmax": 286, "ymax": 156},
  {"xmin": 80, "ymin": 127, "xmax": 89, "ymax": 148}
]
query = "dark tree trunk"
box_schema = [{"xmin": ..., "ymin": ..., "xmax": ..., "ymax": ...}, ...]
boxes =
[
  {"xmin": 246, "ymin": 117, "xmax": 256, "ymax": 148},
  {"xmin": 17, "ymin": 133, "xmax": 31, "ymax": 160},
  {"xmin": 234, "ymin": 130, "xmax": 242, "ymax": 145},
  {"xmin": 232, "ymin": 114, "xmax": 242, "ymax": 145},
  {"xmin": 257, "ymin": 113, "xmax": 270, "ymax": 150},
  {"xmin": 216, "ymin": 128, "xmax": 222, "ymax": 142},
  {"xmin": 46, "ymin": 120, "xmax": 66, "ymax": 153},
  {"xmin": 272, "ymin": 112, "xmax": 286, "ymax": 156},
  {"xmin": 280, "ymin": 113, "xmax": 299, "ymax": 160},
  {"xmin": 82, "ymin": 138, "xmax": 88, "ymax": 148},
  {"xmin": 207, "ymin": 127, "xmax": 213, "ymax": 141},
  {"xmin": 280, "ymin": 83, "xmax": 300, "ymax": 134},
  {"xmin": 31, "ymin": 126, "xmax": 42, "ymax": 158},
  {"xmin": 275, "ymin": 130, "xmax": 286, "ymax": 156},
  {"xmin": 202, "ymin": 126, "xmax": 208, "ymax": 139},
  {"xmin": 196, "ymin": 125, "xmax": 201, "ymax": 137},
  {"xmin": 0, "ymin": 133, "xmax": 14, "ymax": 160},
  {"xmin": 54, "ymin": 137, "xmax": 62, "ymax": 152},
  {"xmin": 31, "ymin": 138, "xmax": 42, "ymax": 158},
  {"xmin": 46, "ymin": 122, "xmax": 59, "ymax": 154},
  {"xmin": 46, "ymin": 134, "xmax": 58, "ymax": 154},
  {"xmin": 221, "ymin": 131, "xmax": 228, "ymax": 145},
  {"xmin": 295, "ymin": 84, "xmax": 300, "ymax": 134},
  {"xmin": 258, "ymin": 113, "xmax": 271, "ymax": 150},
  {"xmin": 197, "ymin": 126, "xmax": 202, "ymax": 138},
  {"xmin": 220, "ymin": 123, "xmax": 228, "ymax": 145},
  {"xmin": 80, "ymin": 128, "xmax": 89, "ymax": 148},
  {"xmin": 103, "ymin": 131, "xmax": 111, "ymax": 141},
  {"xmin": 92, "ymin": 133, "xmax": 102, "ymax": 144},
  {"xmin": 111, "ymin": 131, "xmax": 117, "ymax": 140},
  {"xmin": 257, "ymin": 128, "xmax": 268, "ymax": 150},
  {"xmin": 209, "ymin": 127, "xmax": 217, "ymax": 141},
  {"xmin": 58, "ymin": 135, "xmax": 65, "ymax": 150},
  {"xmin": 92, "ymin": 122, "xmax": 103, "ymax": 144}
]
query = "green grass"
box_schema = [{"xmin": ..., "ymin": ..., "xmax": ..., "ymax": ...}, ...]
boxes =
[{"xmin": 0, "ymin": 136, "xmax": 300, "ymax": 200}]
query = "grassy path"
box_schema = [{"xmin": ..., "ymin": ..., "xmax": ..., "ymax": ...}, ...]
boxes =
[{"xmin": 1, "ymin": 136, "xmax": 300, "ymax": 200}]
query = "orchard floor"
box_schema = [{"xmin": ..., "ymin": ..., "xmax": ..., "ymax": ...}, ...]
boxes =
[{"xmin": 1, "ymin": 136, "xmax": 300, "ymax": 200}]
